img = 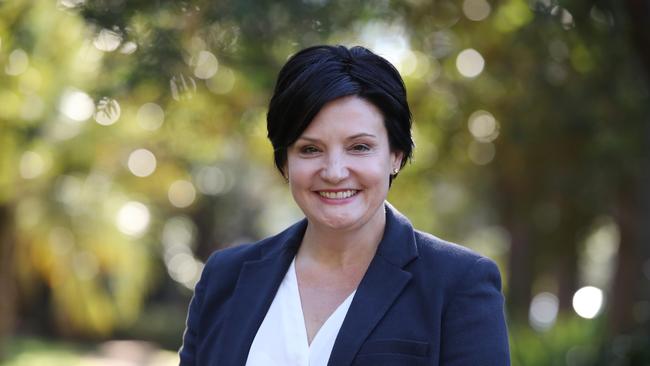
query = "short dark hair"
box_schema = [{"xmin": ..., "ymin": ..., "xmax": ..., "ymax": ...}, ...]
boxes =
[{"xmin": 266, "ymin": 45, "xmax": 414, "ymax": 181}]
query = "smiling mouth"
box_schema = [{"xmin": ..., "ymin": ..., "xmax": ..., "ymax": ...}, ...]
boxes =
[{"xmin": 317, "ymin": 190, "xmax": 359, "ymax": 199}]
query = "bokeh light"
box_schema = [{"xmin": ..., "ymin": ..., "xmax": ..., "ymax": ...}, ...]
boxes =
[
  {"xmin": 170, "ymin": 73, "xmax": 197, "ymax": 101},
  {"xmin": 93, "ymin": 28, "xmax": 122, "ymax": 52},
  {"xmin": 168, "ymin": 180, "xmax": 197, "ymax": 208},
  {"xmin": 468, "ymin": 141, "xmax": 495, "ymax": 165},
  {"xmin": 116, "ymin": 201, "xmax": 150, "ymax": 237},
  {"xmin": 167, "ymin": 253, "xmax": 202, "ymax": 289},
  {"xmin": 58, "ymin": 0, "xmax": 86, "ymax": 8},
  {"xmin": 119, "ymin": 41, "xmax": 138, "ymax": 54},
  {"xmin": 552, "ymin": 6, "xmax": 576, "ymax": 30},
  {"xmin": 359, "ymin": 21, "xmax": 412, "ymax": 75},
  {"xmin": 195, "ymin": 166, "xmax": 228, "ymax": 195},
  {"xmin": 468, "ymin": 110, "xmax": 499, "ymax": 142},
  {"xmin": 162, "ymin": 216, "xmax": 202, "ymax": 289},
  {"xmin": 127, "ymin": 149, "xmax": 157, "ymax": 177},
  {"xmin": 59, "ymin": 88, "xmax": 95, "ymax": 122},
  {"xmin": 206, "ymin": 66, "xmax": 236, "ymax": 94},
  {"xmin": 5, "ymin": 49, "xmax": 29, "ymax": 76},
  {"xmin": 136, "ymin": 102, "xmax": 165, "ymax": 131},
  {"xmin": 192, "ymin": 50, "xmax": 219, "ymax": 79},
  {"xmin": 462, "ymin": 0, "xmax": 491, "ymax": 21},
  {"xmin": 529, "ymin": 292, "xmax": 559, "ymax": 331},
  {"xmin": 162, "ymin": 216, "xmax": 196, "ymax": 252},
  {"xmin": 456, "ymin": 48, "xmax": 485, "ymax": 78},
  {"xmin": 94, "ymin": 97, "xmax": 121, "ymax": 126},
  {"xmin": 580, "ymin": 217, "xmax": 619, "ymax": 289},
  {"xmin": 573, "ymin": 286, "xmax": 604, "ymax": 319},
  {"xmin": 54, "ymin": 175, "xmax": 82, "ymax": 208},
  {"xmin": 19, "ymin": 151, "xmax": 46, "ymax": 179},
  {"xmin": 427, "ymin": 30, "xmax": 457, "ymax": 59}
]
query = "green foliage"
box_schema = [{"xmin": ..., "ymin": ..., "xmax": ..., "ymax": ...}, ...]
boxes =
[
  {"xmin": 1, "ymin": 0, "xmax": 167, "ymax": 337},
  {"xmin": 510, "ymin": 316, "xmax": 602, "ymax": 366},
  {"xmin": 0, "ymin": 338, "xmax": 89, "ymax": 366},
  {"xmin": 1, "ymin": 1, "xmax": 648, "ymax": 363},
  {"xmin": 0, "ymin": 337, "xmax": 178, "ymax": 366}
]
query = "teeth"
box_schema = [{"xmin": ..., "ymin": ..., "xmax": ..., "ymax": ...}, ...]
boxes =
[{"xmin": 319, "ymin": 190, "xmax": 357, "ymax": 199}]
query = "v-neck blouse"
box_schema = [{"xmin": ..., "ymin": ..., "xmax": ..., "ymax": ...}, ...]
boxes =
[{"xmin": 245, "ymin": 258, "xmax": 356, "ymax": 366}]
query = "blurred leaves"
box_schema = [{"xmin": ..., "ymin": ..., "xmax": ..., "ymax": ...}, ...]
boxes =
[
  {"xmin": 510, "ymin": 316, "xmax": 601, "ymax": 366},
  {"xmin": 1, "ymin": 0, "xmax": 649, "ymax": 364}
]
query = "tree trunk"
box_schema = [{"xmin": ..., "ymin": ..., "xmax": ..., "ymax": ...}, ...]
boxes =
[
  {"xmin": 610, "ymin": 191, "xmax": 638, "ymax": 334},
  {"xmin": 556, "ymin": 243, "xmax": 579, "ymax": 312},
  {"xmin": 624, "ymin": 0, "xmax": 650, "ymax": 79},
  {"xmin": 608, "ymin": 0, "xmax": 650, "ymax": 339},
  {"xmin": 0, "ymin": 204, "xmax": 16, "ymax": 360},
  {"xmin": 505, "ymin": 216, "xmax": 534, "ymax": 321}
]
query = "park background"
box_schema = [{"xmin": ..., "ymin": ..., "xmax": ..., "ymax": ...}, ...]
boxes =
[{"xmin": 1, "ymin": 0, "xmax": 649, "ymax": 365}]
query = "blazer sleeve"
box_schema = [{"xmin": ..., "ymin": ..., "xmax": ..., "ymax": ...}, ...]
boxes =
[
  {"xmin": 440, "ymin": 257, "xmax": 510, "ymax": 366},
  {"xmin": 178, "ymin": 259, "xmax": 211, "ymax": 366}
]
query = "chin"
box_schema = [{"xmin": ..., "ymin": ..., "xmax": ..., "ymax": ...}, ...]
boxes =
[{"xmin": 312, "ymin": 212, "xmax": 360, "ymax": 231}]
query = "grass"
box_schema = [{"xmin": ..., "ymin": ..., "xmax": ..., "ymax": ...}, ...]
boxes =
[{"xmin": 1, "ymin": 337, "xmax": 179, "ymax": 366}]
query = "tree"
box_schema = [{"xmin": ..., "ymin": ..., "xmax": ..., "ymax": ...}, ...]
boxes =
[{"xmin": 1, "ymin": 0, "xmax": 649, "ymax": 363}]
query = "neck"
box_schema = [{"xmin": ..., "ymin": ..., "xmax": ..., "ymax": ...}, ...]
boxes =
[{"xmin": 297, "ymin": 204, "xmax": 386, "ymax": 269}]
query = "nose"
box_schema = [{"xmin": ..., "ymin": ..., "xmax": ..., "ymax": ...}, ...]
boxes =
[{"xmin": 320, "ymin": 152, "xmax": 349, "ymax": 183}]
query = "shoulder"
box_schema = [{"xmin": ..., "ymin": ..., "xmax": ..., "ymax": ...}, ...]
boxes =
[
  {"xmin": 413, "ymin": 229, "xmax": 485, "ymax": 266},
  {"xmin": 200, "ymin": 218, "xmax": 306, "ymax": 283},
  {"xmin": 202, "ymin": 242, "xmax": 259, "ymax": 276},
  {"xmin": 384, "ymin": 203, "xmax": 501, "ymax": 282},
  {"xmin": 193, "ymin": 242, "xmax": 260, "ymax": 304},
  {"xmin": 202, "ymin": 234, "xmax": 278, "ymax": 278},
  {"xmin": 412, "ymin": 232, "xmax": 510, "ymax": 363},
  {"xmin": 412, "ymin": 229, "xmax": 502, "ymax": 289}
]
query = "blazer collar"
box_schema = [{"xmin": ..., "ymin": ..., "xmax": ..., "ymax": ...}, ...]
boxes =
[
  {"xmin": 374, "ymin": 201, "xmax": 419, "ymax": 267},
  {"xmin": 328, "ymin": 202, "xmax": 419, "ymax": 365},
  {"xmin": 215, "ymin": 202, "xmax": 418, "ymax": 366},
  {"xmin": 213, "ymin": 219, "xmax": 306, "ymax": 366}
]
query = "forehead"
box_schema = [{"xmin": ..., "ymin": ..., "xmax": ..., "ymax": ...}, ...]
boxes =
[{"xmin": 300, "ymin": 96, "xmax": 386, "ymax": 137}]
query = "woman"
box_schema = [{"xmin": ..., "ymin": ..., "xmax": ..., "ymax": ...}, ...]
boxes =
[{"xmin": 179, "ymin": 45, "xmax": 510, "ymax": 366}]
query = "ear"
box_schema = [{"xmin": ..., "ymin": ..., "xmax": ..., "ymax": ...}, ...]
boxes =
[
  {"xmin": 391, "ymin": 150, "xmax": 404, "ymax": 173},
  {"xmin": 281, "ymin": 164, "xmax": 289, "ymax": 181}
]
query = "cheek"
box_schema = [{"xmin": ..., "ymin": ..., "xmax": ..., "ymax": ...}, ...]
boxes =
[
  {"xmin": 286, "ymin": 159, "xmax": 314, "ymax": 185},
  {"xmin": 352, "ymin": 160, "xmax": 392, "ymax": 184}
]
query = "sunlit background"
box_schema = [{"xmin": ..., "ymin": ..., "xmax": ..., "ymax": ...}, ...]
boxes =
[{"xmin": 1, "ymin": 0, "xmax": 649, "ymax": 365}]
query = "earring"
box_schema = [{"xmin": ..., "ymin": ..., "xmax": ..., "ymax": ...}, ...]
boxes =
[{"xmin": 392, "ymin": 168, "xmax": 399, "ymax": 175}]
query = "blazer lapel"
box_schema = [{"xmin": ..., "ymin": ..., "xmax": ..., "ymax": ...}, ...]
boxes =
[
  {"xmin": 327, "ymin": 203, "xmax": 419, "ymax": 366},
  {"xmin": 214, "ymin": 220, "xmax": 306, "ymax": 366}
]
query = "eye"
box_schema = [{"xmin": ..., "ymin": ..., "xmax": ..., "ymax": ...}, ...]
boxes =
[
  {"xmin": 351, "ymin": 144, "xmax": 371, "ymax": 152},
  {"xmin": 300, "ymin": 145, "xmax": 320, "ymax": 154}
]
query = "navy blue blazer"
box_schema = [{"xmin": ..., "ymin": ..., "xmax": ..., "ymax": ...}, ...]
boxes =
[{"xmin": 180, "ymin": 203, "xmax": 510, "ymax": 365}]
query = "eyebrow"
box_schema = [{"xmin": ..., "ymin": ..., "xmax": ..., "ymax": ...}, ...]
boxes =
[{"xmin": 298, "ymin": 133, "xmax": 377, "ymax": 143}]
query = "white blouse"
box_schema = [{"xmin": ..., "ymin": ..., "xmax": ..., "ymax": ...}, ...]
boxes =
[{"xmin": 245, "ymin": 258, "xmax": 356, "ymax": 366}]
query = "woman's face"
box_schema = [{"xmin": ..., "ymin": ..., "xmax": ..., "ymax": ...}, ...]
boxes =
[{"xmin": 285, "ymin": 95, "xmax": 402, "ymax": 232}]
